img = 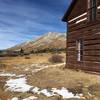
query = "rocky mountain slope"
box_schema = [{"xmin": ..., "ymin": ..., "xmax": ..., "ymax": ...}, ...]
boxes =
[{"xmin": 8, "ymin": 32, "xmax": 66, "ymax": 53}]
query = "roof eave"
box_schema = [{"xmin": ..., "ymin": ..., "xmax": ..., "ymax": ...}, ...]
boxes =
[{"xmin": 62, "ymin": 0, "xmax": 77, "ymax": 22}]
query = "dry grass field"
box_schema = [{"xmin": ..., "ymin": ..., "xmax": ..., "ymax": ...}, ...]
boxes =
[{"xmin": 0, "ymin": 53, "xmax": 100, "ymax": 100}]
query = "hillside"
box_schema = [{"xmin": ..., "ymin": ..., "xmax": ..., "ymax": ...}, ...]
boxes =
[{"xmin": 8, "ymin": 32, "xmax": 66, "ymax": 53}]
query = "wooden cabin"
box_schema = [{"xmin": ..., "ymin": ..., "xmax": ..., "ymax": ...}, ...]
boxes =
[{"xmin": 62, "ymin": 0, "xmax": 100, "ymax": 72}]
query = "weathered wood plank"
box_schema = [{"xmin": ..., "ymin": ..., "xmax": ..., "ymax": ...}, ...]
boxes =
[
  {"xmin": 83, "ymin": 56, "xmax": 100, "ymax": 62},
  {"xmin": 84, "ymin": 39, "xmax": 100, "ymax": 45},
  {"xmin": 84, "ymin": 44, "xmax": 100, "ymax": 50},
  {"xmin": 84, "ymin": 50, "xmax": 100, "ymax": 56},
  {"xmin": 65, "ymin": 0, "xmax": 100, "ymax": 72}
]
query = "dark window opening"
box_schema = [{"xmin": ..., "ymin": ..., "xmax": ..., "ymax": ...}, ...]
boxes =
[{"xmin": 88, "ymin": 0, "xmax": 97, "ymax": 21}]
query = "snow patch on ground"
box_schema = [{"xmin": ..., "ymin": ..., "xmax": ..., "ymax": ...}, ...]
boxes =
[
  {"xmin": 5, "ymin": 77, "xmax": 32, "ymax": 92},
  {"xmin": 32, "ymin": 63, "xmax": 65, "ymax": 73},
  {"xmin": 32, "ymin": 87, "xmax": 82, "ymax": 99},
  {"xmin": 31, "ymin": 87, "xmax": 40, "ymax": 94},
  {"xmin": 51, "ymin": 87, "xmax": 81, "ymax": 99},
  {"xmin": 0, "ymin": 73, "xmax": 16, "ymax": 77},
  {"xmin": 16, "ymin": 74, "xmax": 25, "ymax": 78},
  {"xmin": 5, "ymin": 77, "xmax": 83, "ymax": 99},
  {"xmin": 40, "ymin": 89, "xmax": 55, "ymax": 97},
  {"xmin": 4, "ymin": 63, "xmax": 84, "ymax": 99},
  {"xmin": 11, "ymin": 96, "xmax": 37, "ymax": 100},
  {"xmin": 23, "ymin": 96, "xmax": 37, "ymax": 100},
  {"xmin": 0, "ymin": 72, "xmax": 25, "ymax": 78},
  {"xmin": 11, "ymin": 97, "xmax": 19, "ymax": 100}
]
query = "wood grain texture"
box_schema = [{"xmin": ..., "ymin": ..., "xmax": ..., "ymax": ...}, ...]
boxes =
[{"xmin": 66, "ymin": 0, "xmax": 100, "ymax": 72}]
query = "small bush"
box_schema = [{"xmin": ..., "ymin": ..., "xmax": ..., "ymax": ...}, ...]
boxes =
[
  {"xmin": 0, "ymin": 64, "xmax": 6, "ymax": 69},
  {"xmin": 49, "ymin": 54, "xmax": 63, "ymax": 63},
  {"xmin": 25, "ymin": 56, "xmax": 30, "ymax": 59}
]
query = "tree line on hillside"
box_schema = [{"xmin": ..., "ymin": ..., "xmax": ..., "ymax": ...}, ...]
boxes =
[
  {"xmin": 0, "ymin": 48, "xmax": 66, "ymax": 57},
  {"xmin": 0, "ymin": 49, "xmax": 24, "ymax": 57},
  {"xmin": 31, "ymin": 48, "xmax": 66, "ymax": 54}
]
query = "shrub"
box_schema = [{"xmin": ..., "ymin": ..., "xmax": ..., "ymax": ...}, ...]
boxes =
[
  {"xmin": 48, "ymin": 54, "xmax": 63, "ymax": 63},
  {"xmin": 0, "ymin": 64, "xmax": 6, "ymax": 69},
  {"xmin": 25, "ymin": 56, "xmax": 30, "ymax": 59}
]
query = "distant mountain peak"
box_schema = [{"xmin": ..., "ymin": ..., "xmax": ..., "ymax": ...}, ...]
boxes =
[{"xmin": 8, "ymin": 32, "xmax": 66, "ymax": 53}]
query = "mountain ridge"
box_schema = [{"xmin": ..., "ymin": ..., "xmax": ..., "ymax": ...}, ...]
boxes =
[{"xmin": 8, "ymin": 32, "xmax": 66, "ymax": 53}]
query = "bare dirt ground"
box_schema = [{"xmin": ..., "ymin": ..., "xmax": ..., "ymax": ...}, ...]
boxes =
[{"xmin": 0, "ymin": 53, "xmax": 100, "ymax": 100}]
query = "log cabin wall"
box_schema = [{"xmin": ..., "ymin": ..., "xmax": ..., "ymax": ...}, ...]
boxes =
[
  {"xmin": 68, "ymin": 0, "xmax": 87, "ymax": 32},
  {"xmin": 66, "ymin": 0, "xmax": 100, "ymax": 72}
]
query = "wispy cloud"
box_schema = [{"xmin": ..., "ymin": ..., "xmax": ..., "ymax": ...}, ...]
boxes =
[{"xmin": 0, "ymin": 0, "xmax": 71, "ymax": 50}]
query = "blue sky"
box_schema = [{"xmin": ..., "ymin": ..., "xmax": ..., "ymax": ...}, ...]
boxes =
[{"xmin": 0, "ymin": 0, "xmax": 71, "ymax": 50}]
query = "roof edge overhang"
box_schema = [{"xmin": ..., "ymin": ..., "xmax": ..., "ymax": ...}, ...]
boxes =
[{"xmin": 62, "ymin": 0, "xmax": 77, "ymax": 22}]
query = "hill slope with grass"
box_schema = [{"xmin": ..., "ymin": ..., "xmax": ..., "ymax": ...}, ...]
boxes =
[{"xmin": 8, "ymin": 32, "xmax": 66, "ymax": 53}]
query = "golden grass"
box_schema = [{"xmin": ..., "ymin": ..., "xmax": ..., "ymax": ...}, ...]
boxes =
[
  {"xmin": 0, "ymin": 53, "xmax": 100, "ymax": 100},
  {"xmin": 0, "ymin": 88, "xmax": 12, "ymax": 100},
  {"xmin": 28, "ymin": 65, "xmax": 100, "ymax": 88},
  {"xmin": 28, "ymin": 65, "xmax": 100, "ymax": 100},
  {"xmin": 0, "ymin": 53, "xmax": 65, "ymax": 65}
]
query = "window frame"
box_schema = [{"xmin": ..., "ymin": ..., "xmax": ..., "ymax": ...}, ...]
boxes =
[
  {"xmin": 76, "ymin": 39, "xmax": 84, "ymax": 62},
  {"xmin": 88, "ymin": 0, "xmax": 97, "ymax": 21}
]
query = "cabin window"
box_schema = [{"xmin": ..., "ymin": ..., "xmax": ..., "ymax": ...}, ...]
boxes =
[
  {"xmin": 88, "ymin": 0, "xmax": 97, "ymax": 21},
  {"xmin": 76, "ymin": 39, "xmax": 83, "ymax": 61}
]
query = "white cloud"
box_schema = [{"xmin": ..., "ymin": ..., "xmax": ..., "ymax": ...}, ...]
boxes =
[{"xmin": 0, "ymin": 0, "xmax": 69, "ymax": 49}]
